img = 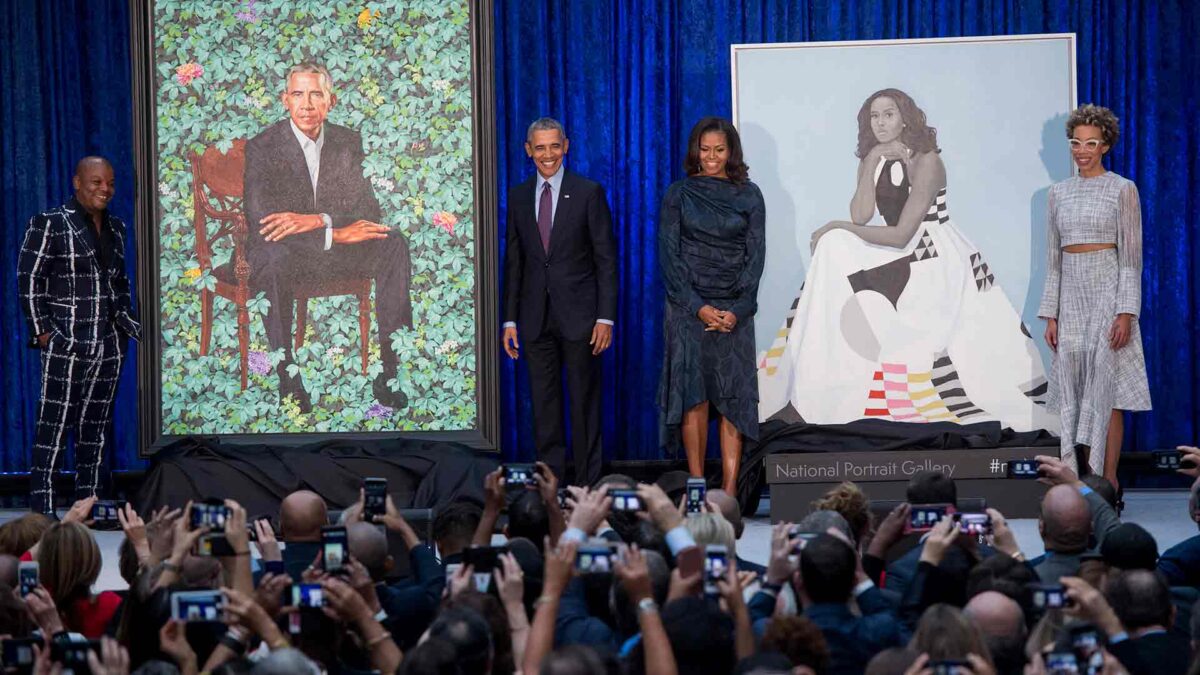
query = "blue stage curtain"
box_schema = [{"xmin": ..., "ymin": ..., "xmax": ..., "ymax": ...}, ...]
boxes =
[
  {"xmin": 495, "ymin": 0, "xmax": 1200, "ymax": 462},
  {"xmin": 1, "ymin": 1, "xmax": 1197, "ymax": 471},
  {"xmin": 0, "ymin": 0, "xmax": 142, "ymax": 473}
]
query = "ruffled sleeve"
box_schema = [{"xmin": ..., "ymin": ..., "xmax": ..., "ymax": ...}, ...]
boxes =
[
  {"xmin": 1037, "ymin": 188, "xmax": 1062, "ymax": 319},
  {"xmin": 1115, "ymin": 180, "xmax": 1143, "ymax": 317}
]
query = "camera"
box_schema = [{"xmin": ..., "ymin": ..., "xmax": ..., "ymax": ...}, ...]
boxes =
[
  {"xmin": 196, "ymin": 533, "xmax": 237, "ymax": 557},
  {"xmin": 190, "ymin": 500, "xmax": 230, "ymax": 530},
  {"xmin": 1152, "ymin": 449, "xmax": 1183, "ymax": 471},
  {"xmin": 321, "ymin": 526, "xmax": 348, "ymax": 573},
  {"xmin": 1006, "ymin": 459, "xmax": 1040, "ymax": 478},
  {"xmin": 685, "ymin": 478, "xmax": 706, "ymax": 515},
  {"xmin": 610, "ymin": 489, "xmax": 643, "ymax": 512},
  {"xmin": 290, "ymin": 583, "xmax": 325, "ymax": 608},
  {"xmin": 90, "ymin": 500, "xmax": 122, "ymax": 526},
  {"xmin": 503, "ymin": 464, "xmax": 539, "ymax": 488},
  {"xmin": 1046, "ymin": 651, "xmax": 1079, "ymax": 675},
  {"xmin": 1, "ymin": 638, "xmax": 39, "ymax": 668},
  {"xmin": 1029, "ymin": 583, "xmax": 1070, "ymax": 610},
  {"xmin": 704, "ymin": 544, "xmax": 728, "ymax": 595},
  {"xmin": 956, "ymin": 512, "xmax": 992, "ymax": 535},
  {"xmin": 463, "ymin": 545, "xmax": 508, "ymax": 573},
  {"xmin": 18, "ymin": 561, "xmax": 38, "ymax": 597},
  {"xmin": 575, "ymin": 542, "xmax": 617, "ymax": 574},
  {"xmin": 930, "ymin": 660, "xmax": 970, "ymax": 675},
  {"xmin": 171, "ymin": 590, "xmax": 225, "ymax": 622},
  {"xmin": 364, "ymin": 477, "xmax": 388, "ymax": 520},
  {"xmin": 905, "ymin": 504, "xmax": 953, "ymax": 533},
  {"xmin": 50, "ymin": 639, "xmax": 100, "ymax": 672}
]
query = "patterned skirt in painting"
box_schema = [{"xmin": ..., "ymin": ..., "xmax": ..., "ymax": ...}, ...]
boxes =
[
  {"xmin": 1049, "ymin": 248, "xmax": 1151, "ymax": 473},
  {"xmin": 758, "ymin": 190, "xmax": 1059, "ymax": 434}
]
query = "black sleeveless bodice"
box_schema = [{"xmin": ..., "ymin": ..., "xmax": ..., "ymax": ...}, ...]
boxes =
[{"xmin": 874, "ymin": 159, "xmax": 910, "ymax": 227}]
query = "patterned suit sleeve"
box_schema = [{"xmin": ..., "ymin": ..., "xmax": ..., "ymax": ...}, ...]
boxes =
[
  {"xmin": 1115, "ymin": 181, "xmax": 1143, "ymax": 317},
  {"xmin": 658, "ymin": 184, "xmax": 706, "ymax": 315},
  {"xmin": 729, "ymin": 184, "xmax": 766, "ymax": 319},
  {"xmin": 17, "ymin": 213, "xmax": 54, "ymax": 344},
  {"xmin": 1037, "ymin": 188, "xmax": 1062, "ymax": 319}
]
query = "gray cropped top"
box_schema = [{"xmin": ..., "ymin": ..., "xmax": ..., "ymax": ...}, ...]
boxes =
[{"xmin": 1037, "ymin": 172, "xmax": 1143, "ymax": 319}]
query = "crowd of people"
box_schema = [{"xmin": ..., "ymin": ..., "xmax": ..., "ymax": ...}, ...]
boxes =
[{"xmin": 0, "ymin": 447, "xmax": 1198, "ymax": 675}]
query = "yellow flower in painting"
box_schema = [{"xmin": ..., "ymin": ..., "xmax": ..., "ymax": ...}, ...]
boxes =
[
  {"xmin": 184, "ymin": 267, "xmax": 202, "ymax": 280},
  {"xmin": 357, "ymin": 7, "xmax": 380, "ymax": 29}
]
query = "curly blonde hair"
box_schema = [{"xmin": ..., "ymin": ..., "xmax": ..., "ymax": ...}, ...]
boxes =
[
  {"xmin": 1066, "ymin": 104, "xmax": 1120, "ymax": 147},
  {"xmin": 812, "ymin": 481, "xmax": 871, "ymax": 543}
]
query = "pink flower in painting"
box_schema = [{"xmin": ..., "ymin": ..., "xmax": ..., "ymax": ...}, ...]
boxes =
[
  {"xmin": 432, "ymin": 211, "xmax": 458, "ymax": 235},
  {"xmin": 175, "ymin": 63, "xmax": 204, "ymax": 86},
  {"xmin": 248, "ymin": 350, "xmax": 271, "ymax": 376}
]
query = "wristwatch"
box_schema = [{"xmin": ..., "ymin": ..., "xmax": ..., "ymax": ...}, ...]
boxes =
[{"xmin": 636, "ymin": 597, "xmax": 659, "ymax": 615}]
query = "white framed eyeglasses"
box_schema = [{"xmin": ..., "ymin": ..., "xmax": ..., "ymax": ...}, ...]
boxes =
[{"xmin": 1068, "ymin": 139, "xmax": 1104, "ymax": 151}]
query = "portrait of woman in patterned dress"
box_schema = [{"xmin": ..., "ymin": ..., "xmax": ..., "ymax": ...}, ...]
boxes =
[
  {"xmin": 758, "ymin": 88, "xmax": 1056, "ymax": 433},
  {"xmin": 1038, "ymin": 104, "xmax": 1151, "ymax": 486}
]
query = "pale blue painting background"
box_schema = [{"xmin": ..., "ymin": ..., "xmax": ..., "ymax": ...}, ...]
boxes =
[{"xmin": 734, "ymin": 36, "xmax": 1075, "ymax": 370}]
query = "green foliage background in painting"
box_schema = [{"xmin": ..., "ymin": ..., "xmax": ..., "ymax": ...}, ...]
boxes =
[{"xmin": 154, "ymin": 0, "xmax": 477, "ymax": 434}]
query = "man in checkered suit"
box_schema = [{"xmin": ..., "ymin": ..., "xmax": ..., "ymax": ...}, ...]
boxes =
[{"xmin": 16, "ymin": 157, "xmax": 140, "ymax": 517}]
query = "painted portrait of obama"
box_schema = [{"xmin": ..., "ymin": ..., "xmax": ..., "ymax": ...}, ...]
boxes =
[{"xmin": 243, "ymin": 61, "xmax": 412, "ymax": 413}]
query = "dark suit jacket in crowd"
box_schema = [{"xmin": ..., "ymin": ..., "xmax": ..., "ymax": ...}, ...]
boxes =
[
  {"xmin": 243, "ymin": 120, "xmax": 383, "ymax": 261},
  {"xmin": 1108, "ymin": 632, "xmax": 1191, "ymax": 675},
  {"xmin": 503, "ymin": 171, "xmax": 617, "ymax": 341},
  {"xmin": 1159, "ymin": 533, "xmax": 1200, "ymax": 588},
  {"xmin": 378, "ymin": 544, "xmax": 445, "ymax": 649}
]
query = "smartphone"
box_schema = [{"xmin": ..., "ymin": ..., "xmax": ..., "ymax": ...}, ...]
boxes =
[
  {"xmin": 364, "ymin": 477, "xmax": 388, "ymax": 520},
  {"xmin": 196, "ymin": 533, "xmax": 237, "ymax": 557},
  {"xmin": 18, "ymin": 561, "xmax": 38, "ymax": 597},
  {"xmin": 704, "ymin": 545, "xmax": 728, "ymax": 596},
  {"xmin": 462, "ymin": 545, "xmax": 507, "ymax": 573},
  {"xmin": 1152, "ymin": 449, "xmax": 1183, "ymax": 470},
  {"xmin": 1, "ymin": 637, "xmax": 39, "ymax": 668},
  {"xmin": 50, "ymin": 639, "xmax": 100, "ymax": 671},
  {"xmin": 288, "ymin": 583, "xmax": 325, "ymax": 608},
  {"xmin": 264, "ymin": 559, "xmax": 286, "ymax": 576},
  {"xmin": 1006, "ymin": 459, "xmax": 1040, "ymax": 479},
  {"xmin": 1046, "ymin": 651, "xmax": 1080, "ymax": 675},
  {"xmin": 957, "ymin": 512, "xmax": 992, "ymax": 535},
  {"xmin": 685, "ymin": 478, "xmax": 707, "ymax": 515},
  {"xmin": 503, "ymin": 464, "xmax": 538, "ymax": 488},
  {"xmin": 905, "ymin": 504, "xmax": 953, "ymax": 533},
  {"xmin": 90, "ymin": 500, "xmax": 122, "ymax": 526},
  {"xmin": 171, "ymin": 590, "xmax": 225, "ymax": 622},
  {"xmin": 1029, "ymin": 583, "xmax": 1070, "ymax": 610},
  {"xmin": 190, "ymin": 500, "xmax": 230, "ymax": 530},
  {"xmin": 557, "ymin": 488, "xmax": 570, "ymax": 509},
  {"xmin": 321, "ymin": 526, "xmax": 348, "ymax": 573},
  {"xmin": 1070, "ymin": 625, "xmax": 1104, "ymax": 675},
  {"xmin": 575, "ymin": 542, "xmax": 616, "ymax": 574},
  {"xmin": 610, "ymin": 489, "xmax": 644, "ymax": 512},
  {"xmin": 930, "ymin": 660, "xmax": 971, "ymax": 675}
]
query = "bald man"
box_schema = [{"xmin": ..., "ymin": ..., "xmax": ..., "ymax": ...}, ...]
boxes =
[
  {"xmin": 17, "ymin": 157, "xmax": 140, "ymax": 517},
  {"xmin": 964, "ymin": 591, "xmax": 1027, "ymax": 675},
  {"xmin": 707, "ymin": 489, "xmax": 766, "ymax": 575},
  {"xmin": 278, "ymin": 490, "xmax": 328, "ymax": 580},
  {"xmin": 1034, "ymin": 485, "xmax": 1093, "ymax": 582}
]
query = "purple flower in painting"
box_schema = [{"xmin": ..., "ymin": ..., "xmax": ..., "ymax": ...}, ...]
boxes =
[
  {"xmin": 366, "ymin": 403, "xmax": 394, "ymax": 419},
  {"xmin": 235, "ymin": 0, "xmax": 260, "ymax": 23},
  {"xmin": 248, "ymin": 350, "xmax": 271, "ymax": 376}
]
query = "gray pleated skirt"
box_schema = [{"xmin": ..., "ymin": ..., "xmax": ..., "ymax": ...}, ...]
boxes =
[{"xmin": 1047, "ymin": 249, "xmax": 1151, "ymax": 472}]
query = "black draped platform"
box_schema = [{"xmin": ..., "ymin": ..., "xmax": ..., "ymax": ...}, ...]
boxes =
[
  {"xmin": 135, "ymin": 436, "xmax": 496, "ymax": 518},
  {"xmin": 739, "ymin": 419, "xmax": 1061, "ymax": 519}
]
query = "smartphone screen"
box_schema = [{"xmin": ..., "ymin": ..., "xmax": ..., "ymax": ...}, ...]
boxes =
[
  {"xmin": 685, "ymin": 478, "xmax": 706, "ymax": 515},
  {"xmin": 91, "ymin": 500, "xmax": 121, "ymax": 524},
  {"xmin": 171, "ymin": 590, "xmax": 225, "ymax": 622},
  {"xmin": 191, "ymin": 501, "xmax": 230, "ymax": 530},
  {"xmin": 290, "ymin": 583, "xmax": 325, "ymax": 608},
  {"xmin": 321, "ymin": 526, "xmax": 348, "ymax": 572},
  {"xmin": 610, "ymin": 489, "xmax": 643, "ymax": 512},
  {"xmin": 575, "ymin": 544, "xmax": 614, "ymax": 574},
  {"xmin": 957, "ymin": 512, "xmax": 992, "ymax": 535},
  {"xmin": 1006, "ymin": 459, "xmax": 1040, "ymax": 478},
  {"xmin": 18, "ymin": 562, "xmax": 37, "ymax": 598},
  {"xmin": 1029, "ymin": 583, "xmax": 1069, "ymax": 609},
  {"xmin": 704, "ymin": 545, "xmax": 728, "ymax": 595},
  {"xmin": 364, "ymin": 477, "xmax": 388, "ymax": 518},
  {"xmin": 1, "ymin": 638, "xmax": 38, "ymax": 667},
  {"xmin": 1046, "ymin": 651, "xmax": 1079, "ymax": 675},
  {"xmin": 907, "ymin": 504, "xmax": 951, "ymax": 532},
  {"xmin": 1152, "ymin": 450, "xmax": 1182, "ymax": 470},
  {"xmin": 503, "ymin": 464, "xmax": 537, "ymax": 488},
  {"xmin": 196, "ymin": 533, "xmax": 236, "ymax": 557}
]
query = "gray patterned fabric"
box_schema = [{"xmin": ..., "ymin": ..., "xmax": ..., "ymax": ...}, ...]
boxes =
[{"xmin": 1039, "ymin": 172, "xmax": 1151, "ymax": 472}]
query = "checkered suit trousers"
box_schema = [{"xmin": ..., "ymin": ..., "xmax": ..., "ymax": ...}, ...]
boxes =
[{"xmin": 30, "ymin": 330, "xmax": 122, "ymax": 514}]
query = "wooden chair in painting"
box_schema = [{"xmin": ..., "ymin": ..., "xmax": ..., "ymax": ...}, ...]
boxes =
[{"xmin": 190, "ymin": 140, "xmax": 372, "ymax": 390}]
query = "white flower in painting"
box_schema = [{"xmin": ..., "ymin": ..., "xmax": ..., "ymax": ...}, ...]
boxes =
[
  {"xmin": 158, "ymin": 182, "xmax": 170, "ymax": 196},
  {"xmin": 431, "ymin": 79, "xmax": 451, "ymax": 93},
  {"xmin": 435, "ymin": 340, "xmax": 461, "ymax": 356},
  {"xmin": 326, "ymin": 346, "xmax": 345, "ymax": 357}
]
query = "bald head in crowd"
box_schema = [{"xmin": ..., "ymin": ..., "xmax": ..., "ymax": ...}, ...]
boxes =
[
  {"xmin": 1039, "ymin": 484, "xmax": 1091, "ymax": 553},
  {"xmin": 964, "ymin": 591, "xmax": 1024, "ymax": 639},
  {"xmin": 280, "ymin": 491, "xmax": 328, "ymax": 541},
  {"xmin": 706, "ymin": 489, "xmax": 744, "ymax": 539},
  {"xmin": 347, "ymin": 521, "xmax": 392, "ymax": 580}
]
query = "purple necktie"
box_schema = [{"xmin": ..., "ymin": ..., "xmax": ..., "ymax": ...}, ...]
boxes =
[{"xmin": 538, "ymin": 181, "xmax": 553, "ymax": 252}]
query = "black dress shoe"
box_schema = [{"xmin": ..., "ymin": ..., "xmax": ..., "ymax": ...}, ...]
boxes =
[{"xmin": 372, "ymin": 373, "xmax": 408, "ymax": 410}]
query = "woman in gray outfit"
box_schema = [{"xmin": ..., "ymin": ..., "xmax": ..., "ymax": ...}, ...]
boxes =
[{"xmin": 1039, "ymin": 104, "xmax": 1152, "ymax": 488}]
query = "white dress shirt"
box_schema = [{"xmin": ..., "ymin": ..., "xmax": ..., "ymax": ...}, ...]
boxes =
[{"xmin": 289, "ymin": 120, "xmax": 334, "ymax": 250}]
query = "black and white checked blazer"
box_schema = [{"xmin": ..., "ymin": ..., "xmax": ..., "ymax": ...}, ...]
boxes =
[{"xmin": 17, "ymin": 197, "xmax": 140, "ymax": 355}]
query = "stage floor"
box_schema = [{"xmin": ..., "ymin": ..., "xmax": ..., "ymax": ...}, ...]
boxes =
[{"xmin": 4, "ymin": 489, "xmax": 1193, "ymax": 592}]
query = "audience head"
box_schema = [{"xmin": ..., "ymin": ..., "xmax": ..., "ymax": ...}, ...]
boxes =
[
  {"xmin": 796, "ymin": 510, "xmax": 854, "ymax": 544},
  {"xmin": 1104, "ymin": 569, "xmax": 1174, "ymax": 631},
  {"xmin": 0, "ymin": 555, "xmax": 18, "ymax": 589},
  {"xmin": 538, "ymin": 645, "xmax": 614, "ymax": 675},
  {"xmin": 706, "ymin": 489, "xmax": 745, "ymax": 539},
  {"xmin": 0, "ymin": 513, "xmax": 53, "ymax": 556},
  {"xmin": 1039, "ymin": 485, "xmax": 1091, "ymax": 553},
  {"xmin": 733, "ymin": 652, "xmax": 799, "ymax": 675},
  {"xmin": 813, "ymin": 482, "xmax": 871, "ymax": 544},
  {"xmin": 683, "ymin": 513, "xmax": 736, "ymax": 558},
  {"xmin": 611, "ymin": 549, "xmax": 670, "ymax": 638},
  {"xmin": 910, "ymin": 603, "xmax": 994, "ymax": 666},
  {"xmin": 1081, "ymin": 475, "xmax": 1118, "ymax": 510},
  {"xmin": 507, "ymin": 490, "xmax": 550, "ymax": 545},
  {"xmin": 433, "ymin": 501, "xmax": 483, "ymax": 559},
  {"xmin": 798, "ymin": 533, "xmax": 856, "ymax": 604},
  {"xmin": 966, "ymin": 554, "xmax": 1036, "ymax": 621},
  {"xmin": 964, "ymin": 592, "xmax": 1027, "ymax": 675},
  {"xmin": 761, "ymin": 615, "xmax": 831, "ymax": 675},
  {"xmin": 399, "ymin": 638, "xmax": 461, "ymax": 675},
  {"xmin": 279, "ymin": 491, "xmax": 329, "ymax": 541},
  {"xmin": 442, "ymin": 591, "xmax": 512, "ymax": 675},
  {"xmin": 660, "ymin": 596, "xmax": 737, "ymax": 675},
  {"xmin": 252, "ymin": 648, "xmax": 322, "ymax": 675},
  {"xmin": 39, "ymin": 522, "xmax": 102, "ymax": 609},
  {"xmin": 864, "ymin": 648, "xmax": 920, "ymax": 675},
  {"xmin": 428, "ymin": 606, "xmax": 493, "ymax": 675},
  {"xmin": 1100, "ymin": 523, "xmax": 1157, "ymax": 571},
  {"xmin": 0, "ymin": 584, "xmax": 31, "ymax": 637},
  {"xmin": 592, "ymin": 474, "xmax": 640, "ymax": 542},
  {"xmin": 347, "ymin": 521, "xmax": 393, "ymax": 580},
  {"xmin": 907, "ymin": 471, "xmax": 956, "ymax": 506}
]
